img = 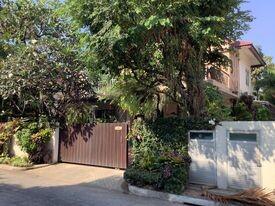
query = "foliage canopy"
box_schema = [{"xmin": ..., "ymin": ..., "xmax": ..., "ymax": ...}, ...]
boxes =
[
  {"xmin": 0, "ymin": 0, "xmax": 96, "ymax": 124},
  {"xmin": 65, "ymin": 0, "xmax": 252, "ymax": 118}
]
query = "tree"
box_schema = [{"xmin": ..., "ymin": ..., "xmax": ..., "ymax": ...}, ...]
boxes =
[
  {"xmin": 65, "ymin": 0, "xmax": 252, "ymax": 118},
  {"xmin": 0, "ymin": 0, "xmax": 96, "ymax": 124},
  {"xmin": 254, "ymin": 56, "xmax": 275, "ymax": 105}
]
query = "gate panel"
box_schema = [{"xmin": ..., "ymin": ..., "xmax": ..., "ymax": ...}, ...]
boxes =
[
  {"xmin": 59, "ymin": 123, "xmax": 128, "ymax": 169},
  {"xmin": 227, "ymin": 132, "xmax": 261, "ymax": 189},
  {"xmin": 188, "ymin": 131, "xmax": 217, "ymax": 186}
]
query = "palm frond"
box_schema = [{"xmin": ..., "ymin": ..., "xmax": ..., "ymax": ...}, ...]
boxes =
[{"xmin": 203, "ymin": 188, "xmax": 275, "ymax": 206}]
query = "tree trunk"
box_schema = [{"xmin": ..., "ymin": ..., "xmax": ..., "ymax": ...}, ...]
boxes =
[
  {"xmin": 186, "ymin": 81, "xmax": 205, "ymax": 118},
  {"xmin": 185, "ymin": 47, "xmax": 206, "ymax": 118}
]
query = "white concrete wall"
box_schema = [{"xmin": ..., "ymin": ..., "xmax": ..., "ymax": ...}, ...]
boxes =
[
  {"xmin": 190, "ymin": 121, "xmax": 275, "ymax": 190},
  {"xmin": 216, "ymin": 121, "xmax": 275, "ymax": 190},
  {"xmin": 49, "ymin": 128, "xmax": 59, "ymax": 163}
]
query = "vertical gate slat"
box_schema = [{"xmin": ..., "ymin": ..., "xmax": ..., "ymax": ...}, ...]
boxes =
[
  {"xmin": 108, "ymin": 123, "xmax": 111, "ymax": 167},
  {"xmin": 93, "ymin": 125, "xmax": 97, "ymax": 166},
  {"xmin": 87, "ymin": 125, "xmax": 92, "ymax": 165},
  {"xmin": 77, "ymin": 134, "xmax": 80, "ymax": 163},
  {"xmin": 110, "ymin": 124, "xmax": 115, "ymax": 167},
  {"xmin": 80, "ymin": 130, "xmax": 84, "ymax": 164},
  {"xmin": 102, "ymin": 123, "xmax": 106, "ymax": 167},
  {"xmin": 116, "ymin": 125, "xmax": 120, "ymax": 168}
]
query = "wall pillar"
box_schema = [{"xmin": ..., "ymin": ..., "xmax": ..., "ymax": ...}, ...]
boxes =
[
  {"xmin": 51, "ymin": 127, "xmax": 60, "ymax": 163},
  {"xmin": 215, "ymin": 123, "xmax": 228, "ymax": 189}
]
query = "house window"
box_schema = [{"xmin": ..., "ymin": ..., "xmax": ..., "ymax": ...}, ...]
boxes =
[{"xmin": 245, "ymin": 70, "xmax": 250, "ymax": 86}]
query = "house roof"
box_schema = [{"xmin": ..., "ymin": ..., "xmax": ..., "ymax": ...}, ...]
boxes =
[{"xmin": 233, "ymin": 40, "xmax": 266, "ymax": 67}]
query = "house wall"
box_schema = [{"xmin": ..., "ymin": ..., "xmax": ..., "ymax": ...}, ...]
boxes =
[
  {"xmin": 189, "ymin": 121, "xmax": 275, "ymax": 190},
  {"xmin": 228, "ymin": 52, "xmax": 239, "ymax": 93},
  {"xmin": 206, "ymin": 46, "xmax": 259, "ymax": 99},
  {"xmin": 239, "ymin": 51, "xmax": 253, "ymax": 95},
  {"xmin": 205, "ymin": 49, "xmax": 239, "ymax": 98}
]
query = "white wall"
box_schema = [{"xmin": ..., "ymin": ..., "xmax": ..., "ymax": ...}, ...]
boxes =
[
  {"xmin": 190, "ymin": 121, "xmax": 275, "ymax": 190},
  {"xmin": 217, "ymin": 121, "xmax": 275, "ymax": 190},
  {"xmin": 49, "ymin": 128, "xmax": 59, "ymax": 163}
]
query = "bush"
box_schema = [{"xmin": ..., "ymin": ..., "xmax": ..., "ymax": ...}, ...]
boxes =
[
  {"xmin": 124, "ymin": 149, "xmax": 190, "ymax": 194},
  {"xmin": 125, "ymin": 118, "xmax": 208, "ymax": 194},
  {"xmin": 0, "ymin": 119, "xmax": 21, "ymax": 155},
  {"xmin": 254, "ymin": 104, "xmax": 271, "ymax": 121},
  {"xmin": 0, "ymin": 155, "xmax": 11, "ymax": 164},
  {"xmin": 15, "ymin": 120, "xmax": 52, "ymax": 163},
  {"xmin": 9, "ymin": 156, "xmax": 32, "ymax": 167},
  {"xmin": 205, "ymin": 84, "xmax": 232, "ymax": 121},
  {"xmin": 0, "ymin": 155, "xmax": 32, "ymax": 167},
  {"xmin": 124, "ymin": 167, "xmax": 161, "ymax": 188},
  {"xmin": 66, "ymin": 103, "xmax": 96, "ymax": 126},
  {"xmin": 233, "ymin": 102, "xmax": 253, "ymax": 120},
  {"xmin": 232, "ymin": 95, "xmax": 272, "ymax": 121}
]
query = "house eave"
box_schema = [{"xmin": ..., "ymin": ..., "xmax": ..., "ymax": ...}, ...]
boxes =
[{"xmin": 233, "ymin": 41, "xmax": 266, "ymax": 67}]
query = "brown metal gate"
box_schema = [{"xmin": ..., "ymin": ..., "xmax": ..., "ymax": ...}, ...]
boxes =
[{"xmin": 59, "ymin": 123, "xmax": 128, "ymax": 169}]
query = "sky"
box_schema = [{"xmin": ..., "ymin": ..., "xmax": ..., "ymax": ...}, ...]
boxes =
[{"xmin": 241, "ymin": 0, "xmax": 275, "ymax": 60}]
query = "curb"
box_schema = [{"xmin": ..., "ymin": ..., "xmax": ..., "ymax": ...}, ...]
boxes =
[
  {"xmin": 129, "ymin": 185, "xmax": 235, "ymax": 206},
  {"xmin": 0, "ymin": 163, "xmax": 52, "ymax": 171}
]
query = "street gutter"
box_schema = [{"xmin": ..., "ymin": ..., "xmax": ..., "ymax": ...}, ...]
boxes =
[{"xmin": 128, "ymin": 184, "xmax": 237, "ymax": 206}]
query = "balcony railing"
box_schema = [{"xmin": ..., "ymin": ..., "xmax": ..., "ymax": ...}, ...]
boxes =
[
  {"xmin": 207, "ymin": 67, "xmax": 239, "ymax": 96},
  {"xmin": 207, "ymin": 67, "xmax": 230, "ymax": 88}
]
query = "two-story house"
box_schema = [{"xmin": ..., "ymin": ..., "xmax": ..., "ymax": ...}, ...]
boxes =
[
  {"xmin": 206, "ymin": 40, "xmax": 265, "ymax": 103},
  {"xmin": 163, "ymin": 40, "xmax": 266, "ymax": 116}
]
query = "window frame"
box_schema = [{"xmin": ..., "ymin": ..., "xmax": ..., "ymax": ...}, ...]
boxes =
[
  {"xmin": 227, "ymin": 130, "xmax": 260, "ymax": 144},
  {"xmin": 188, "ymin": 130, "xmax": 215, "ymax": 142}
]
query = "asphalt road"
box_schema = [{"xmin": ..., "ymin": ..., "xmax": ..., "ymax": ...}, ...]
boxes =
[{"xmin": 0, "ymin": 165, "xmax": 182, "ymax": 206}]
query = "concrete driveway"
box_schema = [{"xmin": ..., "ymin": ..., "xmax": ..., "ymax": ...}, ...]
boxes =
[{"xmin": 0, "ymin": 163, "xmax": 182, "ymax": 206}]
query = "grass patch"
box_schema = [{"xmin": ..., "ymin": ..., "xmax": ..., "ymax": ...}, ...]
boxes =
[
  {"xmin": 0, "ymin": 155, "xmax": 33, "ymax": 167},
  {"xmin": 0, "ymin": 155, "xmax": 11, "ymax": 164}
]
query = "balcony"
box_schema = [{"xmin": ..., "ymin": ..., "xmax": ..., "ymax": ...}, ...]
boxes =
[{"xmin": 206, "ymin": 67, "xmax": 238, "ymax": 98}]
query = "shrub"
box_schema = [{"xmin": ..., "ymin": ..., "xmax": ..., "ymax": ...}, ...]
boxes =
[
  {"xmin": 233, "ymin": 102, "xmax": 253, "ymax": 120},
  {"xmin": 15, "ymin": 120, "xmax": 52, "ymax": 163},
  {"xmin": 9, "ymin": 156, "xmax": 32, "ymax": 167},
  {"xmin": 0, "ymin": 155, "xmax": 32, "ymax": 167},
  {"xmin": 124, "ymin": 166, "xmax": 161, "ymax": 188},
  {"xmin": 148, "ymin": 117, "xmax": 189, "ymax": 148},
  {"xmin": 232, "ymin": 95, "xmax": 272, "ymax": 121},
  {"xmin": 0, "ymin": 119, "xmax": 21, "ymax": 155},
  {"xmin": 66, "ymin": 103, "xmax": 96, "ymax": 126},
  {"xmin": 0, "ymin": 155, "xmax": 11, "ymax": 164},
  {"xmin": 125, "ymin": 118, "xmax": 207, "ymax": 194},
  {"xmin": 124, "ymin": 151, "xmax": 190, "ymax": 194},
  {"xmin": 254, "ymin": 103, "xmax": 271, "ymax": 121},
  {"xmin": 205, "ymin": 84, "xmax": 232, "ymax": 121}
]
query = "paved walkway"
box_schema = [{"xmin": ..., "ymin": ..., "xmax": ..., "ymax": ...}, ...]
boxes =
[{"xmin": 0, "ymin": 163, "xmax": 182, "ymax": 206}]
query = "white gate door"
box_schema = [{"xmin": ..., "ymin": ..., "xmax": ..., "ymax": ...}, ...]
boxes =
[
  {"xmin": 189, "ymin": 131, "xmax": 216, "ymax": 186},
  {"xmin": 227, "ymin": 132, "xmax": 261, "ymax": 189}
]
